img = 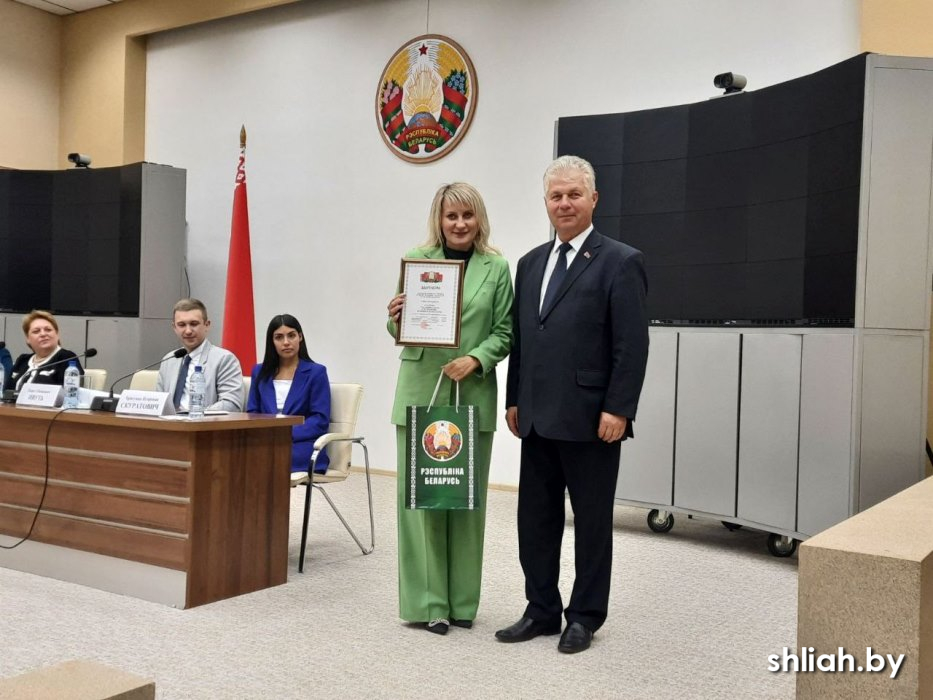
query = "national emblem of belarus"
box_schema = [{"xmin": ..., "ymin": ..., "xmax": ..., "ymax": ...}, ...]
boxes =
[
  {"xmin": 422, "ymin": 420, "xmax": 463, "ymax": 461},
  {"xmin": 377, "ymin": 35, "xmax": 477, "ymax": 163}
]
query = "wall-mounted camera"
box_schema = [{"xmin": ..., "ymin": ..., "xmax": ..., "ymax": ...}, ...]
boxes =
[
  {"xmin": 67, "ymin": 153, "xmax": 92, "ymax": 168},
  {"xmin": 713, "ymin": 72, "xmax": 747, "ymax": 95}
]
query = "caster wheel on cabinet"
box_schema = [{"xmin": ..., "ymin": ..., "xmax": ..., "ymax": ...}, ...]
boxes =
[
  {"xmin": 767, "ymin": 533, "xmax": 797, "ymax": 557},
  {"xmin": 647, "ymin": 509, "xmax": 674, "ymax": 533}
]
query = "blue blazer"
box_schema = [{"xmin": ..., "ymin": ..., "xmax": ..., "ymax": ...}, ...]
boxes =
[
  {"xmin": 247, "ymin": 359, "xmax": 331, "ymax": 473},
  {"xmin": 0, "ymin": 346, "xmax": 13, "ymax": 389}
]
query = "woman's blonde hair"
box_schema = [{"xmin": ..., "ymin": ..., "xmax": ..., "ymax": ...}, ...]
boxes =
[
  {"xmin": 423, "ymin": 182, "xmax": 500, "ymax": 255},
  {"xmin": 21, "ymin": 309, "xmax": 59, "ymax": 335}
]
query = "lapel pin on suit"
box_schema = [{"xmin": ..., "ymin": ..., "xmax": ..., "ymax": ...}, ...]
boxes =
[{"xmin": 583, "ymin": 251, "xmax": 591, "ymax": 259}]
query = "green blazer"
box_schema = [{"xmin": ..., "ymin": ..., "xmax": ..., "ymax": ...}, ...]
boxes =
[{"xmin": 388, "ymin": 246, "xmax": 514, "ymax": 432}]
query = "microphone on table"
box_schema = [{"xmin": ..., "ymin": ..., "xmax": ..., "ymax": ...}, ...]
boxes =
[
  {"xmin": 90, "ymin": 348, "xmax": 187, "ymax": 412},
  {"xmin": 1, "ymin": 347, "xmax": 98, "ymax": 403}
]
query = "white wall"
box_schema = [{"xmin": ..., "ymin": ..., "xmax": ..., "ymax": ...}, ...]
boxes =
[{"xmin": 145, "ymin": 0, "xmax": 860, "ymax": 485}]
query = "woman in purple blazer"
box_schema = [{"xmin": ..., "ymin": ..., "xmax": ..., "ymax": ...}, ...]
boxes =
[{"xmin": 247, "ymin": 314, "xmax": 331, "ymax": 473}]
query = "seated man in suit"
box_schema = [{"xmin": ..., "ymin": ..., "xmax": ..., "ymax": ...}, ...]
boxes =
[{"xmin": 156, "ymin": 298, "xmax": 245, "ymax": 412}]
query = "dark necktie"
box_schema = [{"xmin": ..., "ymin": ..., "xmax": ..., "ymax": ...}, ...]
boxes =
[
  {"xmin": 172, "ymin": 354, "xmax": 191, "ymax": 408},
  {"xmin": 541, "ymin": 241, "xmax": 573, "ymax": 314}
]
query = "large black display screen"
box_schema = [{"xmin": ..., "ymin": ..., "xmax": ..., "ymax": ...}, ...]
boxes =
[
  {"xmin": 0, "ymin": 164, "xmax": 142, "ymax": 316},
  {"xmin": 557, "ymin": 54, "xmax": 866, "ymax": 326}
]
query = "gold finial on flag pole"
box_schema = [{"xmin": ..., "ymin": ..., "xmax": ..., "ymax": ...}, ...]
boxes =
[{"xmin": 240, "ymin": 125, "xmax": 246, "ymax": 149}]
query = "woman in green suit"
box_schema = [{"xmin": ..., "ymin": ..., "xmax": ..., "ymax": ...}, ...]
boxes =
[{"xmin": 387, "ymin": 182, "xmax": 513, "ymax": 635}]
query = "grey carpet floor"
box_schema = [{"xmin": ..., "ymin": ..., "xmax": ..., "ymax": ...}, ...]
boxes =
[{"xmin": 0, "ymin": 472, "xmax": 797, "ymax": 698}]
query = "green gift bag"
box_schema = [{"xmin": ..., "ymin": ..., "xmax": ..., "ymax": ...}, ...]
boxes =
[{"xmin": 405, "ymin": 371, "xmax": 480, "ymax": 510}]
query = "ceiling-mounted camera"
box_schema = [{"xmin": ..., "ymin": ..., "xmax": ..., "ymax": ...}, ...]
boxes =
[
  {"xmin": 713, "ymin": 72, "xmax": 747, "ymax": 91},
  {"xmin": 67, "ymin": 153, "xmax": 92, "ymax": 168},
  {"xmin": 713, "ymin": 72, "xmax": 747, "ymax": 95}
]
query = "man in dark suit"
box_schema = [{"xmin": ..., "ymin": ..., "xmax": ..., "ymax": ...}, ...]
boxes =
[{"xmin": 496, "ymin": 155, "xmax": 649, "ymax": 653}]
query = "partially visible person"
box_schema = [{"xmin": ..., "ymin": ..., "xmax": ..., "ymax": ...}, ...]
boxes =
[
  {"xmin": 247, "ymin": 314, "xmax": 331, "ymax": 474},
  {"xmin": 0, "ymin": 342, "xmax": 12, "ymax": 387},
  {"xmin": 387, "ymin": 182, "xmax": 514, "ymax": 635},
  {"xmin": 5, "ymin": 310, "xmax": 84, "ymax": 392},
  {"xmin": 156, "ymin": 298, "xmax": 244, "ymax": 412}
]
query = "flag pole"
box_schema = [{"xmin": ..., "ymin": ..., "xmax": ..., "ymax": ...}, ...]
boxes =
[{"xmin": 222, "ymin": 126, "xmax": 257, "ymax": 375}]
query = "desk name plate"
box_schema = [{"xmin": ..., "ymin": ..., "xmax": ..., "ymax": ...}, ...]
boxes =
[
  {"xmin": 16, "ymin": 385, "xmax": 62, "ymax": 408},
  {"xmin": 116, "ymin": 390, "xmax": 175, "ymax": 417}
]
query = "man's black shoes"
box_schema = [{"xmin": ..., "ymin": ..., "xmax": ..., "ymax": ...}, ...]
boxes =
[
  {"xmin": 557, "ymin": 621, "xmax": 593, "ymax": 653},
  {"xmin": 494, "ymin": 616, "xmax": 562, "ymax": 643}
]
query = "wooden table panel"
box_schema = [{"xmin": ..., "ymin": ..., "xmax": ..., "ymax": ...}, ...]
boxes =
[
  {"xmin": 186, "ymin": 427, "xmax": 290, "ymax": 607},
  {"xmin": 47, "ymin": 454, "xmax": 190, "ymax": 497},
  {"xmin": 0, "ymin": 413, "xmax": 59, "ymax": 445},
  {"xmin": 0, "ymin": 443, "xmax": 45, "ymax": 476},
  {"xmin": 0, "ymin": 476, "xmax": 188, "ymax": 532},
  {"xmin": 48, "ymin": 422, "xmax": 192, "ymax": 462},
  {"xmin": 0, "ymin": 405, "xmax": 299, "ymax": 606},
  {"xmin": 0, "ymin": 444, "xmax": 189, "ymax": 496},
  {"xmin": 0, "ymin": 506, "xmax": 187, "ymax": 570}
]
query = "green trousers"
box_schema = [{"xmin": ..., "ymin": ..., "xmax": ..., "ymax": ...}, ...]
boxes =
[{"xmin": 396, "ymin": 425, "xmax": 492, "ymax": 622}]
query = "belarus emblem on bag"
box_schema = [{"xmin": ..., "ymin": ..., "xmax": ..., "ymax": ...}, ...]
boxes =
[{"xmin": 405, "ymin": 372, "xmax": 479, "ymax": 510}]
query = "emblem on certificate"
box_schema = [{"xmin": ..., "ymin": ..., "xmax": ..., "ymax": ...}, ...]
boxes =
[{"xmin": 396, "ymin": 258, "xmax": 465, "ymax": 348}]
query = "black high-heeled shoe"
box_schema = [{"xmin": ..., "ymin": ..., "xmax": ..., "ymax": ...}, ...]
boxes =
[{"xmin": 425, "ymin": 619, "xmax": 449, "ymax": 635}]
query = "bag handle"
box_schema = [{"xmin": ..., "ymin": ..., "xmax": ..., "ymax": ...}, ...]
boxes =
[{"xmin": 426, "ymin": 369, "xmax": 459, "ymax": 412}]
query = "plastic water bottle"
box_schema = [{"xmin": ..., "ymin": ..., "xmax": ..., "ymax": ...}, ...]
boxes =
[
  {"xmin": 63, "ymin": 360, "xmax": 80, "ymax": 409},
  {"xmin": 188, "ymin": 365, "xmax": 206, "ymax": 419},
  {"xmin": 0, "ymin": 364, "xmax": 5, "ymax": 394}
]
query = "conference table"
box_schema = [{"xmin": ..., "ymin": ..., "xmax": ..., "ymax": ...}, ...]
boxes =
[{"xmin": 0, "ymin": 404, "xmax": 301, "ymax": 608}]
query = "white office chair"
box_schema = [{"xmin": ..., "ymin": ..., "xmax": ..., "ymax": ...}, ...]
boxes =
[
  {"xmin": 295, "ymin": 383, "xmax": 373, "ymax": 572},
  {"xmin": 82, "ymin": 368, "xmax": 107, "ymax": 391},
  {"xmin": 129, "ymin": 369, "xmax": 159, "ymax": 391}
]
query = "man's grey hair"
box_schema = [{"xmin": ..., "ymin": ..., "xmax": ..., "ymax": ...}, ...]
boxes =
[{"xmin": 543, "ymin": 155, "xmax": 597, "ymax": 195}]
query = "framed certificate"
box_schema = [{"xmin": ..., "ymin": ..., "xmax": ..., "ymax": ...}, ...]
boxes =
[{"xmin": 396, "ymin": 258, "xmax": 465, "ymax": 348}]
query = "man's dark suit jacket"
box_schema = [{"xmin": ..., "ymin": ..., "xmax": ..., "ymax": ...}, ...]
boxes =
[{"xmin": 505, "ymin": 230, "xmax": 649, "ymax": 441}]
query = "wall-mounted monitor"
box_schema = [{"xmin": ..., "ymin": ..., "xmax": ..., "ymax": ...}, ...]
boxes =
[
  {"xmin": 557, "ymin": 53, "xmax": 866, "ymax": 326},
  {"xmin": 0, "ymin": 164, "xmax": 143, "ymax": 316}
]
